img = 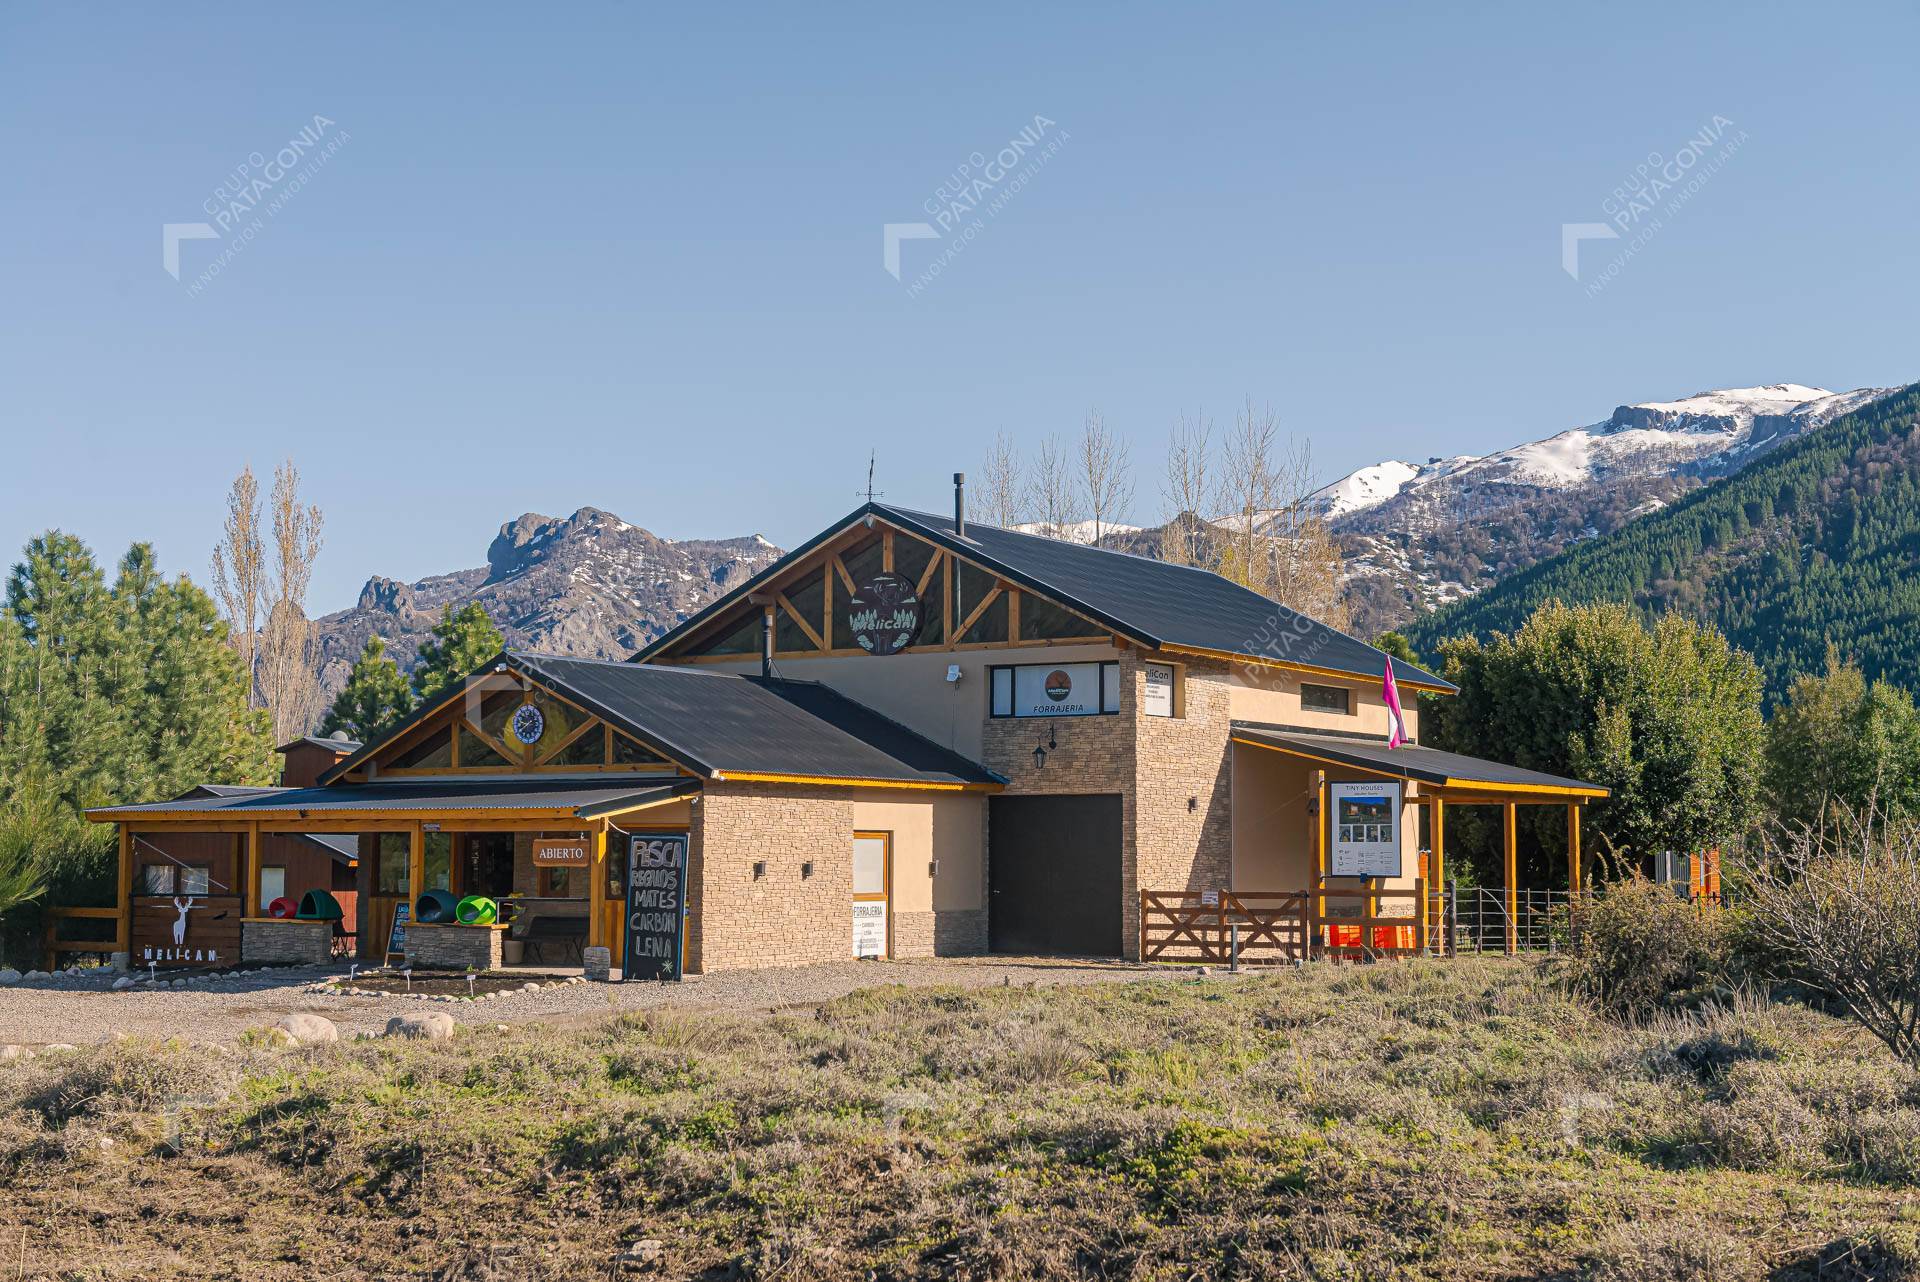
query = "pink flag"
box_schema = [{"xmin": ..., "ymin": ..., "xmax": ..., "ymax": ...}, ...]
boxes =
[{"xmin": 1383, "ymin": 659, "xmax": 1408, "ymax": 748}]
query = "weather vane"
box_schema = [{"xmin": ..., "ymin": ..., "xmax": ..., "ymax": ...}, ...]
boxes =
[{"xmin": 859, "ymin": 451, "xmax": 884, "ymax": 503}]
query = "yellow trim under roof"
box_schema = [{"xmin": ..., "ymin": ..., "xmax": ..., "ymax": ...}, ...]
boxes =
[
  {"xmin": 709, "ymin": 771, "xmax": 1000, "ymax": 792},
  {"xmin": 1164, "ymin": 643, "xmax": 1455, "ymax": 694}
]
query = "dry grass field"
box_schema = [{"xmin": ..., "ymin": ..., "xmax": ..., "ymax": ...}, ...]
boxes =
[{"xmin": 2, "ymin": 958, "xmax": 1918, "ymax": 1280}]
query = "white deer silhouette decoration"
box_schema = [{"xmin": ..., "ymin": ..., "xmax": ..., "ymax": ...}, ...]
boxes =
[{"xmin": 170, "ymin": 896, "xmax": 196, "ymax": 950}]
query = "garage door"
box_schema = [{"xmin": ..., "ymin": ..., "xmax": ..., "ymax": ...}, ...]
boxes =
[{"xmin": 989, "ymin": 794, "xmax": 1123, "ymax": 957}]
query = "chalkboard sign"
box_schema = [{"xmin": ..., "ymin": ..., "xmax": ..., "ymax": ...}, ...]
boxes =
[
  {"xmin": 623, "ymin": 832, "xmax": 688, "ymax": 982},
  {"xmin": 384, "ymin": 902, "xmax": 410, "ymax": 964}
]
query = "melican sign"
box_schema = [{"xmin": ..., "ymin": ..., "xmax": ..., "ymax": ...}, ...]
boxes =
[
  {"xmin": 847, "ymin": 572, "xmax": 923, "ymax": 655},
  {"xmin": 623, "ymin": 832, "xmax": 687, "ymax": 982}
]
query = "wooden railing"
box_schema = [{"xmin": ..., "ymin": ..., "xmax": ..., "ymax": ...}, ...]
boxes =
[
  {"xmin": 1140, "ymin": 883, "xmax": 1438, "ymax": 964},
  {"xmin": 42, "ymin": 906, "xmax": 123, "ymax": 971}
]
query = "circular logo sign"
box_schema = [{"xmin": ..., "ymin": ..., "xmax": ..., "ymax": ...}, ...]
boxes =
[
  {"xmin": 510, "ymin": 703, "xmax": 546, "ymax": 745},
  {"xmin": 1044, "ymin": 670, "xmax": 1074, "ymax": 701},
  {"xmin": 847, "ymin": 572, "xmax": 923, "ymax": 656}
]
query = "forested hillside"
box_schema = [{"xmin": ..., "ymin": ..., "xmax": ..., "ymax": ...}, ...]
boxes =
[{"xmin": 1407, "ymin": 382, "xmax": 1920, "ymax": 699}]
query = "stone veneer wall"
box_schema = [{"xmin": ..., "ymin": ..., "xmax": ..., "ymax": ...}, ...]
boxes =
[
  {"xmin": 240, "ymin": 919, "xmax": 332, "ymax": 966},
  {"xmin": 406, "ymin": 922, "xmax": 505, "ymax": 970},
  {"xmin": 979, "ymin": 648, "xmax": 1234, "ymax": 959},
  {"xmin": 689, "ymin": 782, "xmax": 856, "ymax": 972}
]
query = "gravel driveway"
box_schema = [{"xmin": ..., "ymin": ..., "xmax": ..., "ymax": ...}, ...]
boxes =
[{"xmin": 0, "ymin": 956, "xmax": 1177, "ymax": 1046}]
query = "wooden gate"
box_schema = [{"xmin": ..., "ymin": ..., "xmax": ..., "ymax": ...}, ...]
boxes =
[{"xmin": 1140, "ymin": 883, "xmax": 1434, "ymax": 964}]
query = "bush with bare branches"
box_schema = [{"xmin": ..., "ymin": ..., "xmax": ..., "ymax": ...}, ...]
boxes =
[{"xmin": 1740, "ymin": 809, "xmax": 1920, "ymax": 1064}]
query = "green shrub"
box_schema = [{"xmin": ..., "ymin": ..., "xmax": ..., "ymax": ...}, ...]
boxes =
[{"xmin": 1565, "ymin": 875, "xmax": 1730, "ymax": 1017}]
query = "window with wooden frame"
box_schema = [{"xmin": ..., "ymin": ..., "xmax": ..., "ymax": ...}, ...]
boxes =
[
  {"xmin": 141, "ymin": 864, "xmax": 175, "ymax": 896},
  {"xmin": 375, "ymin": 834, "xmax": 410, "ymax": 895},
  {"xmin": 1300, "ymin": 683, "xmax": 1353, "ymax": 715},
  {"xmin": 538, "ymin": 865, "xmax": 582, "ymax": 898}
]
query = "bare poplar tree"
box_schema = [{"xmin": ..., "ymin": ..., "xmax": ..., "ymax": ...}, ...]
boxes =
[
  {"xmin": 211, "ymin": 465, "xmax": 265, "ymax": 706},
  {"xmin": 1027, "ymin": 435, "xmax": 1080, "ymax": 539},
  {"xmin": 1160, "ymin": 409, "xmax": 1214, "ymax": 568},
  {"xmin": 1215, "ymin": 399, "xmax": 1350, "ymax": 628},
  {"xmin": 258, "ymin": 460, "xmax": 325, "ymax": 741},
  {"xmin": 1218, "ymin": 399, "xmax": 1282, "ymax": 594},
  {"xmin": 978, "ymin": 430, "xmax": 1025, "ymax": 529},
  {"xmin": 1078, "ymin": 409, "xmax": 1135, "ymax": 545}
]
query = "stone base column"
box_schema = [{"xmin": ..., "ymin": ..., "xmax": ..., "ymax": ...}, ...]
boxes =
[{"xmin": 582, "ymin": 945, "xmax": 611, "ymax": 982}]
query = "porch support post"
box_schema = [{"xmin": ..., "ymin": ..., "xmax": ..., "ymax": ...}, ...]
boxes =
[
  {"xmin": 1311, "ymin": 769, "xmax": 1328, "ymax": 953},
  {"xmin": 1502, "ymin": 801, "xmax": 1518, "ymax": 955},
  {"xmin": 408, "ymin": 822, "xmax": 425, "ymax": 905},
  {"xmin": 115, "ymin": 824, "xmax": 133, "ymax": 956},
  {"xmin": 1567, "ymin": 802, "xmax": 1582, "ymax": 895},
  {"xmin": 1430, "ymin": 798, "xmax": 1446, "ymax": 952},
  {"xmin": 588, "ymin": 822, "xmax": 608, "ymax": 951},
  {"xmin": 245, "ymin": 822, "xmax": 262, "ymax": 918}
]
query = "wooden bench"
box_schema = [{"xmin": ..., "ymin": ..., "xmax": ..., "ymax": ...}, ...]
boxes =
[{"xmin": 516, "ymin": 914, "xmax": 588, "ymax": 965}]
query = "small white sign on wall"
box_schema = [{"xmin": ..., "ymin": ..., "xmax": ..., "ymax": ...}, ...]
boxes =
[
  {"xmin": 1143, "ymin": 662, "xmax": 1175, "ymax": 717},
  {"xmin": 1329, "ymin": 781, "xmax": 1403, "ymax": 877},
  {"xmin": 852, "ymin": 900, "xmax": 888, "ymax": 958}
]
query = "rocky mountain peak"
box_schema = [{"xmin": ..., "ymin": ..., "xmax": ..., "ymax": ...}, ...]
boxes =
[{"xmin": 310, "ymin": 506, "xmax": 783, "ymax": 722}]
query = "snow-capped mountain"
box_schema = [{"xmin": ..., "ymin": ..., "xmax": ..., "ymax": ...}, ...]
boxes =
[
  {"xmin": 1326, "ymin": 383, "xmax": 1899, "ymax": 634},
  {"xmin": 1012, "ymin": 518, "xmax": 1143, "ymax": 544}
]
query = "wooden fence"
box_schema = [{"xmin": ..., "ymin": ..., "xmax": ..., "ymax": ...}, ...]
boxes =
[
  {"xmin": 42, "ymin": 906, "xmax": 123, "ymax": 971},
  {"xmin": 1140, "ymin": 882, "xmax": 1437, "ymax": 964}
]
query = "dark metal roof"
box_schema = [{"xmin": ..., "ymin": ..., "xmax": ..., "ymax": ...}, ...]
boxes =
[
  {"xmin": 631, "ymin": 502, "xmax": 1454, "ymax": 692},
  {"xmin": 1232, "ymin": 723, "xmax": 1608, "ymax": 795},
  {"xmin": 511, "ymin": 652, "xmax": 1001, "ymax": 786},
  {"xmin": 291, "ymin": 832, "xmax": 359, "ymax": 865},
  {"xmin": 276, "ymin": 735, "xmax": 362, "ymax": 754},
  {"xmin": 88, "ymin": 777, "xmax": 701, "ymax": 821}
]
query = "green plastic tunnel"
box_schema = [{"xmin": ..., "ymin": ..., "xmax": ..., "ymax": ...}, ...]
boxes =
[
  {"xmin": 455, "ymin": 895, "xmax": 498, "ymax": 926},
  {"xmin": 414, "ymin": 888, "xmax": 460, "ymax": 924}
]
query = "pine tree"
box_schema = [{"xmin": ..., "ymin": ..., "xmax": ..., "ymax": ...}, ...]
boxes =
[
  {"xmin": 412, "ymin": 603, "xmax": 505, "ymax": 704},
  {"xmin": 320, "ymin": 635, "xmax": 415, "ymax": 742}
]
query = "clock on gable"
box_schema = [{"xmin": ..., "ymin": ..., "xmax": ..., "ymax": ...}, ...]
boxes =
[{"xmin": 510, "ymin": 702, "xmax": 546, "ymax": 746}]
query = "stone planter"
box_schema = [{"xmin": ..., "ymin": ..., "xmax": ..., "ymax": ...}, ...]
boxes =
[
  {"xmin": 405, "ymin": 922, "xmax": 506, "ymax": 970},
  {"xmin": 241, "ymin": 919, "xmax": 333, "ymax": 966}
]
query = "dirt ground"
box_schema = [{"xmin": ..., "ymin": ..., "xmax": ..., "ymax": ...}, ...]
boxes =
[{"xmin": 0, "ymin": 955, "xmax": 1182, "ymax": 1045}]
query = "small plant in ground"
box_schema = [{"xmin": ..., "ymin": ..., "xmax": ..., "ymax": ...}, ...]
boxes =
[
  {"xmin": 1562, "ymin": 874, "xmax": 1730, "ymax": 1017},
  {"xmin": 1740, "ymin": 806, "xmax": 1920, "ymax": 1064}
]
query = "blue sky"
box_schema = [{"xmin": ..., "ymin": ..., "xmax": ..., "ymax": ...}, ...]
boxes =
[{"xmin": 3, "ymin": 2, "xmax": 1915, "ymax": 613}]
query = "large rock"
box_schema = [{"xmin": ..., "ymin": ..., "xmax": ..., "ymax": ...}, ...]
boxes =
[
  {"xmin": 0, "ymin": 1045, "xmax": 34, "ymax": 1062},
  {"xmin": 0, "ymin": 968, "xmax": 20, "ymax": 986},
  {"xmin": 384, "ymin": 1012, "xmax": 456, "ymax": 1041},
  {"xmin": 279, "ymin": 1013, "xmax": 340, "ymax": 1044}
]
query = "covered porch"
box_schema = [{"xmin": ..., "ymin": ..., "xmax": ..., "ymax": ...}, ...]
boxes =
[
  {"xmin": 86, "ymin": 777, "xmax": 700, "ymax": 973},
  {"xmin": 1147, "ymin": 725, "xmax": 1609, "ymax": 962}
]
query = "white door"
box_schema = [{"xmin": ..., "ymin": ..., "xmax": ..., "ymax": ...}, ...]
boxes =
[{"xmin": 852, "ymin": 832, "xmax": 890, "ymax": 958}]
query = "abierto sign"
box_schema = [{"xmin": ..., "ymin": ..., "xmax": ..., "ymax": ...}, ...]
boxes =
[{"xmin": 531, "ymin": 837, "xmax": 589, "ymax": 867}]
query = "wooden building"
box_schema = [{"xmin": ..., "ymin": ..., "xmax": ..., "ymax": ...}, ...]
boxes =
[{"xmin": 86, "ymin": 480, "xmax": 1605, "ymax": 972}]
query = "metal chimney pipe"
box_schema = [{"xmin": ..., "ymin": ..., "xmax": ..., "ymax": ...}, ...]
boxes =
[
  {"xmin": 761, "ymin": 607, "xmax": 774, "ymax": 678},
  {"xmin": 953, "ymin": 472, "xmax": 967, "ymax": 538}
]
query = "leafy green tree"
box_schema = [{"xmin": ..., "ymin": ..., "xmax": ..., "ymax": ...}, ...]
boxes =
[
  {"xmin": 320, "ymin": 635, "xmax": 415, "ymax": 742},
  {"xmin": 1428, "ymin": 601, "xmax": 1765, "ymax": 886},
  {"xmin": 1764, "ymin": 647, "xmax": 1920, "ymax": 830},
  {"xmin": 0, "ymin": 532, "xmax": 272, "ymax": 962},
  {"xmin": 1374, "ymin": 631, "xmax": 1422, "ymax": 669},
  {"xmin": 412, "ymin": 603, "xmax": 505, "ymax": 704}
]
